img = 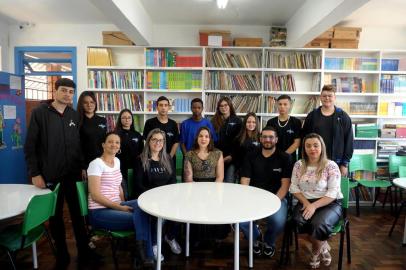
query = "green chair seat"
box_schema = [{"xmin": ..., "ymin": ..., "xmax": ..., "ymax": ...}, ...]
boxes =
[
  {"xmin": 358, "ymin": 179, "xmax": 392, "ymax": 188},
  {"xmin": 0, "ymin": 224, "xmax": 45, "ymax": 252},
  {"xmin": 331, "ymin": 219, "xmax": 344, "ymax": 235},
  {"xmin": 349, "ymin": 181, "xmax": 358, "ymax": 189},
  {"xmin": 94, "ymin": 229, "xmax": 134, "ymax": 238}
]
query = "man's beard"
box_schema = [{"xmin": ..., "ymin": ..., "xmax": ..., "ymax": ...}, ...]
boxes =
[{"xmin": 262, "ymin": 144, "xmax": 275, "ymax": 151}]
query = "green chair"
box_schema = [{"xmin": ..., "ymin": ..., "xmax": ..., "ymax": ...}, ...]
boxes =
[
  {"xmin": 349, "ymin": 154, "xmax": 392, "ymax": 216},
  {"xmin": 127, "ymin": 168, "xmax": 135, "ymax": 199},
  {"xmin": 0, "ymin": 184, "xmax": 60, "ymax": 270},
  {"xmin": 176, "ymin": 149, "xmax": 184, "ymax": 183},
  {"xmin": 388, "ymin": 155, "xmax": 406, "ymax": 211},
  {"xmin": 76, "ymin": 181, "xmax": 134, "ymax": 269}
]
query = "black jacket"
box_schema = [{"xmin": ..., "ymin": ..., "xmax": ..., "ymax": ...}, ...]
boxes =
[
  {"xmin": 116, "ymin": 128, "xmax": 144, "ymax": 174},
  {"xmin": 302, "ymin": 106, "xmax": 354, "ymax": 166},
  {"xmin": 214, "ymin": 115, "xmax": 242, "ymax": 157},
  {"xmin": 24, "ymin": 102, "xmax": 83, "ymax": 183},
  {"xmin": 80, "ymin": 115, "xmax": 107, "ymax": 168}
]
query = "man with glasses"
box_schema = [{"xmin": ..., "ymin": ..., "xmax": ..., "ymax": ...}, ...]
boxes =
[
  {"xmin": 302, "ymin": 84, "xmax": 354, "ymax": 176},
  {"xmin": 239, "ymin": 126, "xmax": 291, "ymax": 258}
]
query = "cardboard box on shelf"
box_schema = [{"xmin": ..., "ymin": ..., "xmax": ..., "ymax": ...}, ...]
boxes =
[
  {"xmin": 102, "ymin": 31, "xmax": 135, "ymax": 46},
  {"xmin": 333, "ymin": 27, "xmax": 362, "ymax": 40},
  {"xmin": 316, "ymin": 28, "xmax": 334, "ymax": 39},
  {"xmin": 330, "ymin": 39, "xmax": 359, "ymax": 49},
  {"xmin": 234, "ymin": 38, "xmax": 263, "ymax": 47},
  {"xmin": 199, "ymin": 30, "xmax": 232, "ymax": 46},
  {"xmin": 381, "ymin": 128, "xmax": 396, "ymax": 138},
  {"xmin": 305, "ymin": 39, "xmax": 330, "ymax": 48}
]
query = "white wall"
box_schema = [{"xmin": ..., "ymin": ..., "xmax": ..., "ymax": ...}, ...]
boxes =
[
  {"xmin": 358, "ymin": 26, "xmax": 406, "ymax": 50},
  {"xmin": 8, "ymin": 23, "xmax": 119, "ymax": 92},
  {"xmin": 0, "ymin": 20, "xmax": 9, "ymax": 71}
]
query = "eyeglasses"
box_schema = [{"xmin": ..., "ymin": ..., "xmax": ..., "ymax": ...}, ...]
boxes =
[
  {"xmin": 321, "ymin": 94, "xmax": 334, "ymax": 99},
  {"xmin": 121, "ymin": 116, "xmax": 132, "ymax": 120},
  {"xmin": 261, "ymin": 135, "xmax": 276, "ymax": 140},
  {"xmin": 219, "ymin": 103, "xmax": 229, "ymax": 108},
  {"xmin": 151, "ymin": 138, "xmax": 164, "ymax": 144}
]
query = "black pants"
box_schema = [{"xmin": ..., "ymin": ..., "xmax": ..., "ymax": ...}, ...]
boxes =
[
  {"xmin": 49, "ymin": 175, "xmax": 89, "ymax": 256},
  {"xmin": 292, "ymin": 200, "xmax": 342, "ymax": 241}
]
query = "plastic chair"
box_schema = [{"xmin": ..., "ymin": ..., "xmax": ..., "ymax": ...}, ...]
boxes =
[
  {"xmin": 0, "ymin": 184, "xmax": 60, "ymax": 270},
  {"xmin": 280, "ymin": 177, "xmax": 351, "ymax": 270},
  {"xmin": 76, "ymin": 181, "xmax": 134, "ymax": 269},
  {"xmin": 127, "ymin": 168, "xmax": 135, "ymax": 199},
  {"xmin": 388, "ymin": 155, "xmax": 406, "ymax": 212},
  {"xmin": 176, "ymin": 149, "xmax": 184, "ymax": 183},
  {"xmin": 349, "ymin": 154, "xmax": 392, "ymax": 216}
]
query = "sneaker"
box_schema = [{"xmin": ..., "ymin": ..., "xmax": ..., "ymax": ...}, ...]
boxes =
[
  {"xmin": 165, "ymin": 235, "xmax": 182, "ymax": 255},
  {"xmin": 263, "ymin": 243, "xmax": 275, "ymax": 257},
  {"xmin": 309, "ymin": 252, "xmax": 321, "ymax": 269},
  {"xmin": 320, "ymin": 242, "xmax": 332, "ymax": 266},
  {"xmin": 253, "ymin": 241, "xmax": 262, "ymax": 256},
  {"xmin": 152, "ymin": 245, "xmax": 164, "ymax": 262}
]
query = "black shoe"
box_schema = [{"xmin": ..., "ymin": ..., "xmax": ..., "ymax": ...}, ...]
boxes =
[
  {"xmin": 77, "ymin": 248, "xmax": 103, "ymax": 264},
  {"xmin": 253, "ymin": 241, "xmax": 263, "ymax": 256},
  {"xmin": 263, "ymin": 243, "xmax": 275, "ymax": 258},
  {"xmin": 55, "ymin": 251, "xmax": 70, "ymax": 269}
]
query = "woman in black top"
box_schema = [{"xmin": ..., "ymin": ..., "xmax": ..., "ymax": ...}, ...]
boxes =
[
  {"xmin": 77, "ymin": 91, "xmax": 107, "ymax": 170},
  {"xmin": 232, "ymin": 112, "xmax": 260, "ymax": 177},
  {"xmin": 135, "ymin": 128, "xmax": 181, "ymax": 257},
  {"xmin": 211, "ymin": 96, "xmax": 242, "ymax": 183},
  {"xmin": 115, "ymin": 109, "xmax": 144, "ymax": 198}
]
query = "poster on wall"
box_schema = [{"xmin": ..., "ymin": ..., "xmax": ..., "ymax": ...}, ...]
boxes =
[{"xmin": 0, "ymin": 72, "xmax": 26, "ymax": 183}]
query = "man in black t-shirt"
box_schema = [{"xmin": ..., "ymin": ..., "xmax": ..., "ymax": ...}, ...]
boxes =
[
  {"xmin": 240, "ymin": 126, "xmax": 291, "ymax": 258},
  {"xmin": 267, "ymin": 94, "xmax": 301, "ymax": 162},
  {"xmin": 143, "ymin": 96, "xmax": 180, "ymax": 159}
]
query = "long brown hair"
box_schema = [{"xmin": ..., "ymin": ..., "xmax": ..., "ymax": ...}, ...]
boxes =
[
  {"xmin": 211, "ymin": 96, "xmax": 236, "ymax": 132},
  {"xmin": 300, "ymin": 133, "xmax": 328, "ymax": 179},
  {"xmin": 237, "ymin": 112, "xmax": 259, "ymax": 145},
  {"xmin": 192, "ymin": 126, "xmax": 215, "ymax": 152},
  {"xmin": 141, "ymin": 128, "xmax": 173, "ymax": 175}
]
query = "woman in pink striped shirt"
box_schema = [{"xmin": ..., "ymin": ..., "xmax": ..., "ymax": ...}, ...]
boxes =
[{"xmin": 87, "ymin": 131, "xmax": 152, "ymax": 265}]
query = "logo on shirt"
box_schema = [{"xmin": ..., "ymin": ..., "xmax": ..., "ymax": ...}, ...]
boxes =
[
  {"xmin": 150, "ymin": 167, "xmax": 165, "ymax": 174},
  {"xmin": 98, "ymin": 124, "xmax": 106, "ymax": 129},
  {"xmin": 228, "ymin": 122, "xmax": 237, "ymax": 126},
  {"xmin": 132, "ymin": 138, "xmax": 139, "ymax": 143},
  {"xmin": 252, "ymin": 141, "xmax": 260, "ymax": 146},
  {"xmin": 273, "ymin": 168, "xmax": 282, "ymax": 173},
  {"xmin": 286, "ymin": 129, "xmax": 294, "ymax": 134},
  {"xmin": 166, "ymin": 132, "xmax": 174, "ymax": 137},
  {"xmin": 69, "ymin": 120, "xmax": 76, "ymax": 127}
]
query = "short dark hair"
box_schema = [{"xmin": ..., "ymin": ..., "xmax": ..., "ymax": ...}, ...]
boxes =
[
  {"xmin": 192, "ymin": 126, "xmax": 214, "ymax": 152},
  {"xmin": 321, "ymin": 84, "xmax": 336, "ymax": 93},
  {"xmin": 277, "ymin": 94, "xmax": 292, "ymax": 102},
  {"xmin": 157, "ymin": 96, "xmax": 170, "ymax": 105},
  {"xmin": 261, "ymin": 125, "xmax": 278, "ymax": 136},
  {"xmin": 55, "ymin": 78, "xmax": 76, "ymax": 90},
  {"xmin": 191, "ymin": 98, "xmax": 203, "ymax": 107},
  {"xmin": 104, "ymin": 131, "xmax": 121, "ymax": 143}
]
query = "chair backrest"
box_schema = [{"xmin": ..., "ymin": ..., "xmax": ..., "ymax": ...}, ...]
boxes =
[
  {"xmin": 176, "ymin": 149, "xmax": 183, "ymax": 183},
  {"xmin": 76, "ymin": 181, "xmax": 89, "ymax": 217},
  {"xmin": 340, "ymin": 177, "xmax": 350, "ymax": 209},
  {"xmin": 127, "ymin": 168, "xmax": 134, "ymax": 199},
  {"xmin": 21, "ymin": 191, "xmax": 56, "ymax": 236},
  {"xmin": 349, "ymin": 154, "xmax": 377, "ymax": 174},
  {"xmin": 388, "ymin": 155, "xmax": 406, "ymax": 174},
  {"xmin": 398, "ymin": 166, "xmax": 406, "ymax": 178}
]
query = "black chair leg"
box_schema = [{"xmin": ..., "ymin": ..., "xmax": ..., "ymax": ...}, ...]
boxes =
[
  {"xmin": 355, "ymin": 186, "xmax": 361, "ymax": 216},
  {"xmin": 44, "ymin": 228, "xmax": 56, "ymax": 257},
  {"xmin": 6, "ymin": 251, "xmax": 17, "ymax": 270},
  {"xmin": 373, "ymin": 187, "xmax": 380, "ymax": 207},
  {"xmin": 294, "ymin": 228, "xmax": 298, "ymax": 250},
  {"xmin": 338, "ymin": 229, "xmax": 345, "ymax": 270},
  {"xmin": 110, "ymin": 237, "xmax": 119, "ymax": 269},
  {"xmin": 346, "ymin": 221, "xmax": 351, "ymax": 263},
  {"xmin": 382, "ymin": 187, "xmax": 388, "ymax": 208},
  {"xmin": 279, "ymin": 225, "xmax": 289, "ymax": 265},
  {"xmin": 394, "ymin": 186, "xmax": 398, "ymax": 214},
  {"xmin": 389, "ymin": 202, "xmax": 404, "ymax": 236}
]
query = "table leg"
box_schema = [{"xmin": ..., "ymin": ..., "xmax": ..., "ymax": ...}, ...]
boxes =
[
  {"xmin": 186, "ymin": 222, "xmax": 190, "ymax": 257},
  {"xmin": 32, "ymin": 241, "xmax": 38, "ymax": 269},
  {"xmin": 249, "ymin": 221, "xmax": 253, "ymax": 268},
  {"xmin": 234, "ymin": 223, "xmax": 239, "ymax": 270},
  {"xmin": 157, "ymin": 217, "xmax": 162, "ymax": 270}
]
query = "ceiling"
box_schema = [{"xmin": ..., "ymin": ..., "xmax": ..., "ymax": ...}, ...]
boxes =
[{"xmin": 0, "ymin": 0, "xmax": 404, "ymax": 28}]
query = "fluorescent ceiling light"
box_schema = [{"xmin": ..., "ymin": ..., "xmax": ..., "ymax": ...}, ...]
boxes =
[{"xmin": 217, "ymin": 0, "xmax": 228, "ymax": 9}]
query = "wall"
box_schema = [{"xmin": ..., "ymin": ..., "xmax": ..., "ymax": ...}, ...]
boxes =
[
  {"xmin": 0, "ymin": 20, "xmax": 9, "ymax": 71},
  {"xmin": 357, "ymin": 26, "xmax": 406, "ymax": 50},
  {"xmin": 8, "ymin": 23, "xmax": 119, "ymax": 93}
]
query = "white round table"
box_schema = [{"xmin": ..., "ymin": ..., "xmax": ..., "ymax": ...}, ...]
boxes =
[
  {"xmin": 393, "ymin": 178, "xmax": 406, "ymax": 245},
  {"xmin": 138, "ymin": 182, "xmax": 281, "ymax": 270},
  {"xmin": 0, "ymin": 184, "xmax": 51, "ymax": 220}
]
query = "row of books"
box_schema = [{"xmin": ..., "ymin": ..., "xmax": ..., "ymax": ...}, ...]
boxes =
[
  {"xmin": 205, "ymin": 94, "xmax": 261, "ymax": 113},
  {"xmin": 264, "ymin": 74, "xmax": 296, "ymax": 92},
  {"xmin": 331, "ymin": 76, "xmax": 367, "ymax": 93},
  {"xmin": 146, "ymin": 71, "xmax": 202, "ymax": 90},
  {"xmin": 87, "ymin": 48, "xmax": 113, "ymax": 66},
  {"xmin": 104, "ymin": 115, "xmax": 143, "ymax": 132},
  {"xmin": 205, "ymin": 49, "xmax": 261, "ymax": 68},
  {"xmin": 95, "ymin": 93, "xmax": 143, "ymax": 112},
  {"xmin": 88, "ymin": 70, "xmax": 143, "ymax": 89},
  {"xmin": 380, "ymin": 75, "xmax": 406, "ymax": 93},
  {"xmin": 146, "ymin": 98, "xmax": 192, "ymax": 113},
  {"xmin": 205, "ymin": 71, "xmax": 261, "ymax": 90},
  {"xmin": 261, "ymin": 96, "xmax": 294, "ymax": 114},
  {"xmin": 378, "ymin": 102, "xmax": 406, "ymax": 116},
  {"xmin": 261, "ymin": 96, "xmax": 319, "ymax": 114},
  {"xmin": 145, "ymin": 48, "xmax": 202, "ymax": 67},
  {"xmin": 378, "ymin": 141, "xmax": 402, "ymax": 159},
  {"xmin": 324, "ymin": 57, "xmax": 378, "ymax": 71},
  {"xmin": 354, "ymin": 140, "xmax": 376, "ymax": 149},
  {"xmin": 265, "ymin": 52, "xmax": 321, "ymax": 69},
  {"xmin": 337, "ymin": 102, "xmax": 377, "ymax": 115},
  {"xmin": 349, "ymin": 186, "xmax": 372, "ymax": 201},
  {"xmin": 381, "ymin": 58, "xmax": 406, "ymax": 71}
]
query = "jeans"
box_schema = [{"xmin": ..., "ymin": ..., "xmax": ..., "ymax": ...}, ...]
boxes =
[
  {"xmin": 224, "ymin": 163, "xmax": 236, "ymax": 183},
  {"xmin": 89, "ymin": 200, "xmax": 153, "ymax": 258},
  {"xmin": 240, "ymin": 198, "xmax": 288, "ymax": 247}
]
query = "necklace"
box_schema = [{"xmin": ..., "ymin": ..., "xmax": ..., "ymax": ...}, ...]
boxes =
[{"xmin": 277, "ymin": 116, "xmax": 290, "ymax": 128}]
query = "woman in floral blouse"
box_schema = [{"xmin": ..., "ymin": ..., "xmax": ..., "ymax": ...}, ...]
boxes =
[{"xmin": 289, "ymin": 133, "xmax": 343, "ymax": 269}]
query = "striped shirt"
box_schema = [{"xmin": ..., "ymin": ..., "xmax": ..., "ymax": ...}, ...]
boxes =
[{"xmin": 87, "ymin": 157, "xmax": 122, "ymax": 209}]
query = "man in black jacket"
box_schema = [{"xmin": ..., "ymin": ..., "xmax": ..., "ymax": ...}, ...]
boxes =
[
  {"xmin": 302, "ymin": 84, "xmax": 354, "ymax": 176},
  {"xmin": 24, "ymin": 78, "xmax": 93, "ymax": 267}
]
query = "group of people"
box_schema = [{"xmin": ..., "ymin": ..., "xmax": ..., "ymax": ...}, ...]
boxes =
[{"xmin": 24, "ymin": 77, "xmax": 353, "ymax": 269}]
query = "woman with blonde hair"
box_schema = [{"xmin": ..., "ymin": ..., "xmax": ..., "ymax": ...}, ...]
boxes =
[{"xmin": 290, "ymin": 133, "xmax": 343, "ymax": 269}]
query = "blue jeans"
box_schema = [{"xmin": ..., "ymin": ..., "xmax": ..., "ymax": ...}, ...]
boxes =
[
  {"xmin": 240, "ymin": 198, "xmax": 288, "ymax": 247},
  {"xmin": 88, "ymin": 200, "xmax": 153, "ymax": 258},
  {"xmin": 224, "ymin": 163, "xmax": 236, "ymax": 183}
]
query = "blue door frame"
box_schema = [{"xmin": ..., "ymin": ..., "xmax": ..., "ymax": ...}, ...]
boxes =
[{"xmin": 14, "ymin": 46, "xmax": 78, "ymax": 106}]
